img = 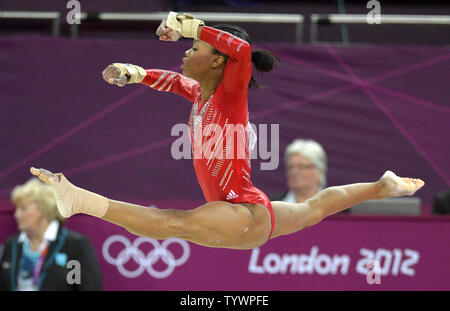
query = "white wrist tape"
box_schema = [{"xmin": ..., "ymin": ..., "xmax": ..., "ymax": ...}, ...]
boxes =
[
  {"xmin": 112, "ymin": 63, "xmax": 147, "ymax": 84},
  {"xmin": 52, "ymin": 174, "xmax": 109, "ymax": 218},
  {"xmin": 165, "ymin": 11, "xmax": 204, "ymax": 39}
]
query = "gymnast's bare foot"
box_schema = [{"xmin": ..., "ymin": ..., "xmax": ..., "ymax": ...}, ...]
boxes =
[
  {"xmin": 30, "ymin": 167, "xmax": 61, "ymax": 185},
  {"xmin": 30, "ymin": 167, "xmax": 78, "ymax": 217},
  {"xmin": 378, "ymin": 170, "xmax": 425, "ymax": 198}
]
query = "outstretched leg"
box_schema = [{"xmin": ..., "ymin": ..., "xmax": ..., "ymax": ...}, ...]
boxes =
[
  {"xmin": 103, "ymin": 199, "xmax": 271, "ymax": 249},
  {"xmin": 270, "ymin": 170, "xmax": 425, "ymax": 239},
  {"xmin": 30, "ymin": 167, "xmax": 271, "ymax": 249}
]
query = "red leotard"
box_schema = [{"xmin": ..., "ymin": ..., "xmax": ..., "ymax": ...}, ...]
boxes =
[{"xmin": 140, "ymin": 26, "xmax": 275, "ymax": 239}]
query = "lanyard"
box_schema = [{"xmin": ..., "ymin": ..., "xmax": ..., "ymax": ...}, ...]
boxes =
[
  {"xmin": 11, "ymin": 228, "xmax": 68, "ymax": 291},
  {"xmin": 32, "ymin": 242, "xmax": 49, "ymax": 286}
]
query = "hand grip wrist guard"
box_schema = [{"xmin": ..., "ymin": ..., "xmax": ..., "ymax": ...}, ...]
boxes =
[
  {"xmin": 165, "ymin": 11, "xmax": 204, "ymax": 39},
  {"xmin": 112, "ymin": 63, "xmax": 147, "ymax": 84}
]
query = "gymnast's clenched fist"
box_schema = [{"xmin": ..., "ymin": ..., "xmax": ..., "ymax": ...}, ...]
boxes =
[{"xmin": 102, "ymin": 64, "xmax": 129, "ymax": 87}]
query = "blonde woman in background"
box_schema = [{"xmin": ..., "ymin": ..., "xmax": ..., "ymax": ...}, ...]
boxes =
[
  {"xmin": 272, "ymin": 139, "xmax": 328, "ymax": 204},
  {"xmin": 0, "ymin": 178, "xmax": 102, "ymax": 291}
]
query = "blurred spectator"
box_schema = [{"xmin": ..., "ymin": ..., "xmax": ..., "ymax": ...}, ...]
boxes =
[
  {"xmin": 271, "ymin": 139, "xmax": 328, "ymax": 203},
  {"xmin": 0, "ymin": 178, "xmax": 102, "ymax": 291},
  {"xmin": 433, "ymin": 189, "xmax": 450, "ymax": 215}
]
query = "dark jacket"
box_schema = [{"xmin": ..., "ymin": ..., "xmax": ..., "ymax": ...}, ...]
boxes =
[
  {"xmin": 0, "ymin": 224, "xmax": 102, "ymax": 291},
  {"xmin": 433, "ymin": 189, "xmax": 450, "ymax": 214}
]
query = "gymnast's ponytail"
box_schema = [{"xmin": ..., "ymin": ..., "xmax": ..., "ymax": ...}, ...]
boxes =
[{"xmin": 250, "ymin": 49, "xmax": 279, "ymax": 88}]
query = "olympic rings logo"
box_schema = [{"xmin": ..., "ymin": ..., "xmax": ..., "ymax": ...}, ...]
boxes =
[{"xmin": 102, "ymin": 235, "xmax": 190, "ymax": 279}]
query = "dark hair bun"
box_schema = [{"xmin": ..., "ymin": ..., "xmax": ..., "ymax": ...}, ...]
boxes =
[{"xmin": 252, "ymin": 50, "xmax": 279, "ymax": 73}]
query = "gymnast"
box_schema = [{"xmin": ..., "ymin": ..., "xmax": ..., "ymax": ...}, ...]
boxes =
[{"xmin": 30, "ymin": 12, "xmax": 424, "ymax": 250}]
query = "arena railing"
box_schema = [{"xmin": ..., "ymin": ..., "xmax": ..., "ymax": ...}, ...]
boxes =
[
  {"xmin": 69, "ymin": 12, "xmax": 304, "ymax": 42},
  {"xmin": 310, "ymin": 14, "xmax": 450, "ymax": 44},
  {"xmin": 0, "ymin": 11, "xmax": 61, "ymax": 37}
]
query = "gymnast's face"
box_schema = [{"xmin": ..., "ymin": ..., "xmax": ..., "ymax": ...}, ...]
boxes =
[{"xmin": 182, "ymin": 39, "xmax": 225, "ymax": 81}]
